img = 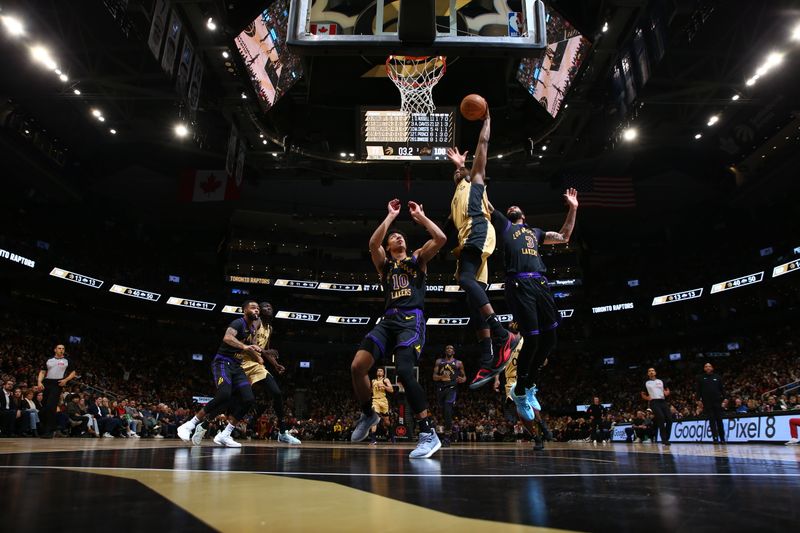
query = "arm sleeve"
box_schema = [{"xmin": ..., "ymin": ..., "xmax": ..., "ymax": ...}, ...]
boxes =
[{"xmin": 491, "ymin": 210, "xmax": 511, "ymax": 242}]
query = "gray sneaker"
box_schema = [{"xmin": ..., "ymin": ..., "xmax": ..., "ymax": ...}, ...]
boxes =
[
  {"xmin": 191, "ymin": 424, "xmax": 207, "ymax": 446},
  {"xmin": 351, "ymin": 412, "xmax": 380, "ymax": 442},
  {"xmin": 409, "ymin": 429, "xmax": 442, "ymax": 459}
]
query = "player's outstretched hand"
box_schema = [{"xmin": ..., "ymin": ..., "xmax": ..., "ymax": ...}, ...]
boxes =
[
  {"xmin": 564, "ymin": 188, "xmax": 578, "ymax": 209},
  {"xmin": 387, "ymin": 198, "xmax": 401, "ymax": 217},
  {"xmin": 446, "ymin": 147, "xmax": 468, "ymax": 168},
  {"xmin": 408, "ymin": 201, "xmax": 425, "ymax": 220}
]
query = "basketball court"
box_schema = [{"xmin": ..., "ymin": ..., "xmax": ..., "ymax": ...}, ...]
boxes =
[{"xmin": 1, "ymin": 439, "xmax": 798, "ymax": 532}]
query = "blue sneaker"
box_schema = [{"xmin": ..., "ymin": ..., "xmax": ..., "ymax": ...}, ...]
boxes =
[
  {"xmin": 527, "ymin": 386, "xmax": 541, "ymax": 412},
  {"xmin": 409, "ymin": 429, "xmax": 441, "ymax": 459},
  {"xmin": 351, "ymin": 412, "xmax": 380, "ymax": 442},
  {"xmin": 509, "ymin": 386, "xmax": 535, "ymax": 422},
  {"xmin": 278, "ymin": 431, "xmax": 301, "ymax": 445}
]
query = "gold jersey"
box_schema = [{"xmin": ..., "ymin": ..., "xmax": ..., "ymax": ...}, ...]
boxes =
[
  {"xmin": 372, "ymin": 378, "xmax": 388, "ymax": 401},
  {"xmin": 241, "ymin": 322, "xmax": 272, "ymax": 384},
  {"xmin": 450, "ymin": 179, "xmax": 495, "ymax": 256}
]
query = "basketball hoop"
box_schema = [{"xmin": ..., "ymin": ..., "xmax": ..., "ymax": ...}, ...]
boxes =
[{"xmin": 386, "ymin": 55, "xmax": 446, "ymax": 115}]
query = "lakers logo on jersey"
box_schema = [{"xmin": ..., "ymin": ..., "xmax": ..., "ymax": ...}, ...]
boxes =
[{"xmin": 217, "ymin": 376, "xmax": 224, "ymax": 386}]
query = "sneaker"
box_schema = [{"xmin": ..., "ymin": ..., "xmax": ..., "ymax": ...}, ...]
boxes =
[
  {"xmin": 441, "ymin": 437, "xmax": 451, "ymax": 448},
  {"xmin": 153, "ymin": 434, "xmax": 165, "ymax": 439},
  {"xmin": 177, "ymin": 422, "xmax": 194, "ymax": 442},
  {"xmin": 351, "ymin": 412, "xmax": 380, "ymax": 442},
  {"xmin": 526, "ymin": 386, "xmax": 541, "ymax": 412},
  {"xmin": 509, "ymin": 386, "xmax": 534, "ymax": 422},
  {"xmin": 369, "ymin": 440, "xmax": 378, "ymax": 446},
  {"xmin": 409, "ymin": 429, "xmax": 441, "ymax": 459},
  {"xmin": 102, "ymin": 432, "xmax": 114, "ymax": 438},
  {"xmin": 129, "ymin": 432, "xmax": 141, "ymax": 439},
  {"xmin": 469, "ymin": 333, "xmax": 519, "ymax": 390},
  {"xmin": 786, "ymin": 438, "xmax": 799, "ymax": 446},
  {"xmin": 191, "ymin": 425, "xmax": 207, "ymax": 446},
  {"xmin": 278, "ymin": 431, "xmax": 301, "ymax": 445},
  {"xmin": 213, "ymin": 433, "xmax": 242, "ymax": 448}
]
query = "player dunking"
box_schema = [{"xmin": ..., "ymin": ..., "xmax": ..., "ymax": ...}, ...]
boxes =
[
  {"xmin": 368, "ymin": 368, "xmax": 393, "ymax": 445},
  {"xmin": 432, "ymin": 345, "xmax": 466, "ymax": 447},
  {"xmin": 178, "ymin": 301, "xmax": 261, "ymax": 447},
  {"xmin": 488, "ymin": 189, "xmax": 578, "ymax": 424},
  {"xmin": 447, "ymin": 109, "xmax": 520, "ymax": 389},
  {"xmin": 350, "ymin": 198, "xmax": 447, "ymax": 459}
]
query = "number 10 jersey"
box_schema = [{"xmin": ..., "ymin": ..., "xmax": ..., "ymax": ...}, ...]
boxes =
[{"xmin": 382, "ymin": 255, "xmax": 426, "ymax": 310}]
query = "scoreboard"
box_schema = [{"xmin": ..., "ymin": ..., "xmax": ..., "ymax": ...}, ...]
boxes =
[{"xmin": 360, "ymin": 107, "xmax": 455, "ymax": 161}]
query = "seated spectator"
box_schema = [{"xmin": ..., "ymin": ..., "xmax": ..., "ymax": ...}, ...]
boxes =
[{"xmin": 66, "ymin": 394, "xmax": 89, "ymax": 436}]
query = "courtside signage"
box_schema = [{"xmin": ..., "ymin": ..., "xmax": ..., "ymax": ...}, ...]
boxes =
[
  {"xmin": 49, "ymin": 267, "xmax": 103, "ymax": 288},
  {"xmin": 276, "ymin": 311, "xmax": 320, "ymax": 322},
  {"xmin": 651, "ymin": 288, "xmax": 703, "ymax": 306},
  {"xmin": 325, "ymin": 316, "xmax": 371, "ymax": 324},
  {"xmin": 0, "ymin": 248, "xmax": 35, "ymax": 268},
  {"xmin": 109, "ymin": 284, "xmax": 161, "ymax": 302},
  {"xmin": 710, "ymin": 271, "xmax": 764, "ymax": 294},
  {"xmin": 274, "ymin": 279, "xmax": 319, "ymax": 289},
  {"xmin": 426, "ymin": 317, "xmax": 470, "ymax": 326},
  {"xmin": 318, "ymin": 283, "xmax": 362, "ymax": 291},
  {"xmin": 772, "ymin": 259, "xmax": 800, "ymax": 278},
  {"xmin": 166, "ymin": 297, "xmax": 216, "ymax": 311},
  {"xmin": 221, "ymin": 305, "xmax": 242, "ymax": 315}
]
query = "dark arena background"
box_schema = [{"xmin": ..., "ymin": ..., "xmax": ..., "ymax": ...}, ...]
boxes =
[{"xmin": 1, "ymin": 1, "xmax": 799, "ymax": 532}]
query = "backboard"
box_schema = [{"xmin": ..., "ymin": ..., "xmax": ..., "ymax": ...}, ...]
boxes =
[{"xmin": 288, "ymin": 0, "xmax": 547, "ymax": 56}]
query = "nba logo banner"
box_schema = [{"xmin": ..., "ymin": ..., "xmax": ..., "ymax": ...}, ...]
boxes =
[
  {"xmin": 310, "ymin": 23, "xmax": 337, "ymax": 35},
  {"xmin": 508, "ymin": 12, "xmax": 522, "ymax": 37}
]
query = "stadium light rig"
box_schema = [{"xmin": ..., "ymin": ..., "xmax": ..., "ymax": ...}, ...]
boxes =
[
  {"xmin": 174, "ymin": 123, "xmax": 190, "ymax": 138},
  {"xmin": 707, "ymin": 115, "xmax": 719, "ymax": 126},
  {"xmin": 1, "ymin": 15, "xmax": 24, "ymax": 37},
  {"xmin": 622, "ymin": 128, "xmax": 638, "ymax": 142}
]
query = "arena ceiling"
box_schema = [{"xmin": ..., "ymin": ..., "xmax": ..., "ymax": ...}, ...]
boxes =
[{"xmin": 1, "ymin": 0, "xmax": 799, "ymax": 222}]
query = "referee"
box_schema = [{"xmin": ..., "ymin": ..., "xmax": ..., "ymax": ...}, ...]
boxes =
[
  {"xmin": 36, "ymin": 344, "xmax": 76, "ymax": 438},
  {"xmin": 640, "ymin": 367, "xmax": 672, "ymax": 446}
]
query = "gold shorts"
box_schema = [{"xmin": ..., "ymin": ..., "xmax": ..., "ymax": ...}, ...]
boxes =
[
  {"xmin": 454, "ymin": 249, "xmax": 491, "ymax": 285},
  {"xmin": 372, "ymin": 399, "xmax": 389, "ymax": 415},
  {"xmin": 241, "ymin": 360, "xmax": 270, "ymax": 385}
]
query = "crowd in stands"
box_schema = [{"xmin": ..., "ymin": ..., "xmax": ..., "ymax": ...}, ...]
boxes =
[{"xmin": 1, "ymin": 308, "xmax": 798, "ymax": 443}]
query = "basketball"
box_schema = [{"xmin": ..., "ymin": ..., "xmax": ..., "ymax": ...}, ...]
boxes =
[{"xmin": 460, "ymin": 94, "xmax": 488, "ymax": 121}]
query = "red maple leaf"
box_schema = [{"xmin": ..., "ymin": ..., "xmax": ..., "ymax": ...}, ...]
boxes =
[
  {"xmin": 199, "ymin": 173, "xmax": 222, "ymax": 195},
  {"xmin": 318, "ymin": 26, "xmax": 328, "ymax": 34}
]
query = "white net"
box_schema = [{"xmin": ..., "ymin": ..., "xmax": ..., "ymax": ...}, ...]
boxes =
[{"xmin": 385, "ymin": 55, "xmax": 447, "ymax": 115}]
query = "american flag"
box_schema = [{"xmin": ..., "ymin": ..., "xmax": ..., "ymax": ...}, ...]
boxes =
[{"xmin": 562, "ymin": 176, "xmax": 636, "ymax": 208}]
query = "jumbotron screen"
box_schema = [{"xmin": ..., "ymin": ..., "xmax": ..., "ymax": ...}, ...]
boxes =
[
  {"xmin": 234, "ymin": 0, "xmax": 303, "ymax": 111},
  {"xmin": 516, "ymin": 5, "xmax": 591, "ymax": 117},
  {"xmin": 360, "ymin": 107, "xmax": 455, "ymax": 161}
]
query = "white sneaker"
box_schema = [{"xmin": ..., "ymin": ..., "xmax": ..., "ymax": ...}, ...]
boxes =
[
  {"xmin": 191, "ymin": 425, "xmax": 207, "ymax": 446},
  {"xmin": 102, "ymin": 432, "xmax": 114, "ymax": 438},
  {"xmin": 153, "ymin": 434, "xmax": 164, "ymax": 439},
  {"xmin": 129, "ymin": 432, "xmax": 141, "ymax": 439},
  {"xmin": 278, "ymin": 431, "xmax": 301, "ymax": 445},
  {"xmin": 785, "ymin": 438, "xmax": 799, "ymax": 446},
  {"xmin": 177, "ymin": 422, "xmax": 194, "ymax": 442},
  {"xmin": 213, "ymin": 433, "xmax": 242, "ymax": 448}
]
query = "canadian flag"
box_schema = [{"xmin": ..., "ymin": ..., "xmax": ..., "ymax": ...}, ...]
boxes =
[
  {"xmin": 310, "ymin": 23, "xmax": 337, "ymax": 35},
  {"xmin": 178, "ymin": 170, "xmax": 240, "ymax": 202}
]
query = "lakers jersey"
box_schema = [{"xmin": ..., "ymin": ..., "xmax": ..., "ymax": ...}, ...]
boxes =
[
  {"xmin": 381, "ymin": 256, "xmax": 426, "ymax": 310},
  {"xmin": 450, "ymin": 180, "xmax": 496, "ymax": 256},
  {"xmin": 435, "ymin": 358, "xmax": 460, "ymax": 389}
]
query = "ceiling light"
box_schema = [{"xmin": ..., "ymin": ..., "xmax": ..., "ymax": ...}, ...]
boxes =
[
  {"xmin": 538, "ymin": 155, "xmax": 543, "ymax": 159},
  {"xmin": 55, "ymin": 69, "xmax": 62, "ymax": 75},
  {"xmin": 622, "ymin": 128, "xmax": 638, "ymax": 141},
  {"xmin": 241, "ymin": 92, "xmax": 247, "ymax": 99},
  {"xmin": 174, "ymin": 124, "xmax": 189, "ymax": 138},
  {"xmin": 59, "ymin": 73, "xmax": 68, "ymax": 82},
  {"xmin": 30, "ymin": 45, "xmax": 58, "ymax": 71},
  {"xmin": 91, "ymin": 109, "xmax": 102, "ymax": 117},
  {"xmin": 765, "ymin": 52, "xmax": 784, "ymax": 68},
  {"xmin": 497, "ymin": 154, "xmax": 504, "ymax": 159},
  {"xmin": 541, "ymin": 145, "xmax": 547, "ymax": 151},
  {"xmin": 1, "ymin": 15, "xmax": 24, "ymax": 37},
  {"xmin": 731, "ymin": 94, "xmax": 740, "ymax": 101},
  {"xmin": 349, "ymin": 153, "xmax": 355, "ymax": 157},
  {"xmin": 222, "ymin": 51, "xmax": 230, "ymax": 59},
  {"xmin": 602, "ymin": 22, "xmax": 609, "ymax": 33},
  {"xmin": 694, "ymin": 133, "xmax": 702, "ymax": 140},
  {"xmin": 262, "ymin": 139, "xmax": 267, "ymax": 145},
  {"xmin": 793, "ymin": 24, "xmax": 800, "ymax": 41},
  {"xmin": 73, "ymin": 88, "xmax": 81, "ymax": 95},
  {"xmin": 206, "ymin": 17, "xmax": 217, "ymax": 31},
  {"xmin": 707, "ymin": 115, "xmax": 719, "ymax": 126},
  {"xmin": 259, "ymin": 133, "xmax": 264, "ymax": 138},
  {"xmin": 340, "ymin": 152, "xmax": 346, "ymax": 157},
  {"xmin": 97, "ymin": 116, "xmax": 105, "ymax": 122},
  {"xmin": 746, "ymin": 77, "xmax": 756, "ymax": 86},
  {"xmin": 109, "ymin": 129, "xmax": 117, "ymax": 135}
]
